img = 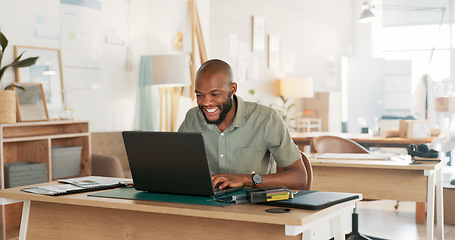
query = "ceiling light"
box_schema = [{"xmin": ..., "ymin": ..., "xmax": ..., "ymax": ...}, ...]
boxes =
[{"xmin": 359, "ymin": 2, "xmax": 376, "ymax": 23}]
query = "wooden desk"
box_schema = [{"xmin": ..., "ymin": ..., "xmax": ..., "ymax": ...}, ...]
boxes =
[
  {"xmin": 309, "ymin": 156, "xmax": 445, "ymax": 240},
  {"xmin": 0, "ymin": 121, "xmax": 91, "ymax": 239},
  {"xmin": 292, "ymin": 132, "xmax": 437, "ymax": 150},
  {"xmin": 292, "ymin": 132, "xmax": 441, "ymax": 224},
  {"xmin": 0, "ymin": 181, "xmax": 360, "ymax": 240}
]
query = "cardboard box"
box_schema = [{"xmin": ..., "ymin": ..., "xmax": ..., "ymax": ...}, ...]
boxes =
[
  {"xmin": 303, "ymin": 92, "xmax": 329, "ymax": 110},
  {"xmin": 379, "ymin": 119, "xmax": 400, "ymax": 131},
  {"xmin": 435, "ymin": 97, "xmax": 449, "ymax": 112},
  {"xmin": 303, "ymin": 109, "xmax": 328, "ymax": 131},
  {"xmin": 442, "ymin": 186, "xmax": 455, "ymax": 225},
  {"xmin": 399, "ymin": 120, "xmax": 430, "ymax": 139},
  {"xmin": 435, "ymin": 97, "xmax": 455, "ymax": 112}
]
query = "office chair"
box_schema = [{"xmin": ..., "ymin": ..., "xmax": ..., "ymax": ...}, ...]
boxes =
[
  {"xmin": 300, "ymin": 151, "xmax": 313, "ymax": 190},
  {"xmin": 276, "ymin": 151, "xmax": 313, "ymax": 190},
  {"xmin": 311, "ymin": 135, "xmax": 388, "ymax": 240},
  {"xmin": 91, "ymin": 154, "xmax": 125, "ymax": 178},
  {"xmin": 310, "ymin": 135, "xmax": 369, "ymax": 154}
]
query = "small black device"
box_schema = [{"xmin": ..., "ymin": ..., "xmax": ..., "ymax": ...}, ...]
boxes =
[
  {"xmin": 215, "ymin": 193, "xmax": 249, "ymax": 204},
  {"xmin": 246, "ymin": 187, "xmax": 293, "ymax": 203},
  {"xmin": 451, "ymin": 179, "xmax": 455, "ymax": 185},
  {"xmin": 265, "ymin": 208, "xmax": 292, "ymax": 214},
  {"xmin": 215, "ymin": 187, "xmax": 292, "ymax": 204},
  {"xmin": 407, "ymin": 143, "xmax": 439, "ymax": 159}
]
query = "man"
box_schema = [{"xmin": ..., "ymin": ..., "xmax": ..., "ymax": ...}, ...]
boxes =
[{"xmin": 178, "ymin": 59, "xmax": 307, "ymax": 190}]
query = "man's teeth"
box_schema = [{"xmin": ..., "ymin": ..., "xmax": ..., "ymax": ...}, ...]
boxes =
[{"xmin": 206, "ymin": 108, "xmax": 218, "ymax": 113}]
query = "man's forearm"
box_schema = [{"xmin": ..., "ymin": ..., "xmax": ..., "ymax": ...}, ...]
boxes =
[
  {"xmin": 257, "ymin": 169, "xmax": 307, "ymax": 190},
  {"xmin": 212, "ymin": 159, "xmax": 307, "ymax": 190}
]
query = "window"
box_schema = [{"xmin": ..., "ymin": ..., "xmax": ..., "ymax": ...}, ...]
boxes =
[{"xmin": 378, "ymin": 8, "xmax": 451, "ymax": 89}]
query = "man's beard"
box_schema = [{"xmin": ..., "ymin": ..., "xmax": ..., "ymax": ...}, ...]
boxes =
[{"xmin": 199, "ymin": 94, "xmax": 233, "ymax": 125}]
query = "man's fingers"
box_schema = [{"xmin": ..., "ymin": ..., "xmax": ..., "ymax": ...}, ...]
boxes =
[
  {"xmin": 212, "ymin": 176, "xmax": 221, "ymax": 187},
  {"xmin": 212, "ymin": 176, "xmax": 231, "ymax": 189},
  {"xmin": 212, "ymin": 176, "xmax": 225, "ymax": 186},
  {"xmin": 219, "ymin": 180, "xmax": 230, "ymax": 189}
]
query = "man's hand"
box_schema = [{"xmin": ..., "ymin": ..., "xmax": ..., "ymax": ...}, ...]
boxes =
[
  {"xmin": 211, "ymin": 174, "xmax": 249, "ymax": 189},
  {"xmin": 212, "ymin": 157, "xmax": 307, "ymax": 190}
]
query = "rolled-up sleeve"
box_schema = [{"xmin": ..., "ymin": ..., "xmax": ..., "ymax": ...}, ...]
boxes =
[{"xmin": 265, "ymin": 110, "xmax": 301, "ymax": 168}]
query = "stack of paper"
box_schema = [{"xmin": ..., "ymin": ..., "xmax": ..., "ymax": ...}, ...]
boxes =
[
  {"xmin": 21, "ymin": 176, "xmax": 129, "ymax": 196},
  {"xmin": 316, "ymin": 153, "xmax": 395, "ymax": 160}
]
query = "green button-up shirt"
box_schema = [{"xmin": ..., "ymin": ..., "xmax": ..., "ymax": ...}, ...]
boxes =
[{"xmin": 178, "ymin": 95, "xmax": 300, "ymax": 175}]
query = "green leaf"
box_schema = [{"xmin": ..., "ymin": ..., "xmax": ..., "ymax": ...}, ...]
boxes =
[
  {"xmin": 11, "ymin": 57, "xmax": 38, "ymax": 68},
  {"xmin": 10, "ymin": 52, "xmax": 24, "ymax": 65},
  {"xmin": 0, "ymin": 31, "xmax": 7, "ymax": 53},
  {"xmin": 0, "ymin": 66, "xmax": 7, "ymax": 80}
]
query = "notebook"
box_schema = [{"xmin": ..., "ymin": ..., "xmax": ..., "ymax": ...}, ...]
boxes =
[
  {"xmin": 260, "ymin": 190, "xmax": 361, "ymax": 210},
  {"xmin": 21, "ymin": 176, "xmax": 130, "ymax": 196},
  {"xmin": 122, "ymin": 131, "xmax": 242, "ymax": 197}
]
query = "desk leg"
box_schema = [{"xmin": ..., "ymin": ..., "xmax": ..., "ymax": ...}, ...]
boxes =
[
  {"xmin": 0, "ymin": 205, "xmax": 4, "ymax": 240},
  {"xmin": 436, "ymin": 168, "xmax": 444, "ymax": 240},
  {"xmin": 286, "ymin": 202, "xmax": 354, "ymax": 240},
  {"xmin": 0, "ymin": 198, "xmax": 25, "ymax": 240},
  {"xmin": 425, "ymin": 170, "xmax": 436, "ymax": 240},
  {"xmin": 18, "ymin": 200, "xmax": 30, "ymax": 240},
  {"xmin": 330, "ymin": 214, "xmax": 344, "ymax": 240},
  {"xmin": 302, "ymin": 229, "xmax": 312, "ymax": 240},
  {"xmin": 286, "ymin": 224, "xmax": 312, "ymax": 239},
  {"xmin": 416, "ymin": 202, "xmax": 426, "ymax": 223}
]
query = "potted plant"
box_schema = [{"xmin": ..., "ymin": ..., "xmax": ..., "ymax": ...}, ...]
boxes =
[{"xmin": 0, "ymin": 30, "xmax": 38, "ymax": 124}]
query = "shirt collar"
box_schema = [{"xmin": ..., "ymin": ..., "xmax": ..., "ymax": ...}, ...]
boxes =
[{"xmin": 232, "ymin": 95, "xmax": 246, "ymax": 129}]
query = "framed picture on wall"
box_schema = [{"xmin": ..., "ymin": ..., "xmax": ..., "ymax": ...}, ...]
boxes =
[
  {"xmin": 252, "ymin": 16, "xmax": 266, "ymax": 52},
  {"xmin": 14, "ymin": 46, "xmax": 64, "ymax": 120},
  {"xmin": 15, "ymin": 83, "xmax": 49, "ymax": 122}
]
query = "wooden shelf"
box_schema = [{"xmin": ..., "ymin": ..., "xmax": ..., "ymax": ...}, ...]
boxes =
[
  {"xmin": 1, "ymin": 121, "xmax": 89, "ymax": 139},
  {"xmin": 2, "ymin": 132, "xmax": 89, "ymax": 143},
  {"xmin": 0, "ymin": 120, "xmax": 91, "ymax": 239}
]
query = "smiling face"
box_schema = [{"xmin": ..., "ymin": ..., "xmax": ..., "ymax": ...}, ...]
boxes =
[
  {"xmin": 194, "ymin": 60, "xmax": 237, "ymax": 129},
  {"xmin": 195, "ymin": 72, "xmax": 237, "ymax": 126}
]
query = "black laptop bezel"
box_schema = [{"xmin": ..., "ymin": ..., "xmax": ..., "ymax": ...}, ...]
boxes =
[{"xmin": 122, "ymin": 131, "xmax": 238, "ymax": 197}]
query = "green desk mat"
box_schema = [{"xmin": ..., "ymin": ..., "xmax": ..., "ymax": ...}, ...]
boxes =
[{"xmin": 88, "ymin": 187, "xmax": 246, "ymax": 207}]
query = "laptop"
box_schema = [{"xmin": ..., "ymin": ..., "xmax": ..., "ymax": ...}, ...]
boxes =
[
  {"xmin": 260, "ymin": 190, "xmax": 361, "ymax": 210},
  {"xmin": 122, "ymin": 131, "xmax": 242, "ymax": 197}
]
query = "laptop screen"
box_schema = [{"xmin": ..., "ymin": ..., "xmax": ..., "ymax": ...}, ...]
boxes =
[{"xmin": 122, "ymin": 131, "xmax": 217, "ymax": 196}]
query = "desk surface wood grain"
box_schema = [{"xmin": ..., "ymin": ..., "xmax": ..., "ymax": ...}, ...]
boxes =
[
  {"xmin": 309, "ymin": 157, "xmax": 443, "ymax": 170},
  {"xmin": 308, "ymin": 157, "xmax": 445, "ymax": 202},
  {"xmin": 292, "ymin": 132, "xmax": 437, "ymax": 147},
  {"xmin": 0, "ymin": 181, "xmax": 359, "ymax": 227}
]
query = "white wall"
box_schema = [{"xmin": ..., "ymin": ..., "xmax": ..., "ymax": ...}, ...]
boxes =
[
  {"xmin": 1, "ymin": 0, "xmax": 354, "ymax": 132},
  {"xmin": 209, "ymin": 0, "xmax": 354, "ymax": 106},
  {"xmin": 208, "ymin": 1, "xmax": 353, "ymax": 132},
  {"xmin": 0, "ymin": 0, "xmax": 208, "ymax": 132}
]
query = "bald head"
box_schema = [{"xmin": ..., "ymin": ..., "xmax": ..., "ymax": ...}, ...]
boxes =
[
  {"xmin": 196, "ymin": 59, "xmax": 233, "ymax": 86},
  {"xmin": 194, "ymin": 59, "xmax": 237, "ymax": 129}
]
